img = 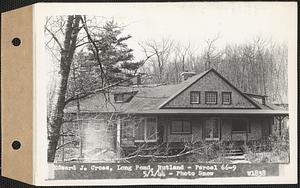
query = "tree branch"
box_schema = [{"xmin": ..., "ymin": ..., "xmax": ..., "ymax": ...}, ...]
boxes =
[
  {"xmin": 80, "ymin": 16, "xmax": 106, "ymax": 85},
  {"xmin": 64, "ymin": 74, "xmax": 137, "ymax": 105},
  {"xmin": 118, "ymin": 145, "xmax": 208, "ymax": 161},
  {"xmin": 56, "ymin": 139, "xmax": 79, "ymax": 150},
  {"xmin": 64, "ymin": 48, "xmax": 155, "ymax": 106},
  {"xmin": 45, "ymin": 26, "xmax": 64, "ymax": 50}
]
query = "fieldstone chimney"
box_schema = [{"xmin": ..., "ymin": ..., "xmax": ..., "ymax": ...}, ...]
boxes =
[
  {"xmin": 181, "ymin": 71, "xmax": 196, "ymax": 81},
  {"xmin": 136, "ymin": 74, "xmax": 141, "ymax": 85},
  {"xmin": 128, "ymin": 73, "xmax": 143, "ymax": 85},
  {"xmin": 262, "ymin": 96, "xmax": 267, "ymax": 105}
]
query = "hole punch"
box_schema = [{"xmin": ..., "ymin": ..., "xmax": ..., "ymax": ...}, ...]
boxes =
[
  {"xmin": 11, "ymin": 37, "xmax": 21, "ymax": 46},
  {"xmin": 12, "ymin": 140, "xmax": 21, "ymax": 150}
]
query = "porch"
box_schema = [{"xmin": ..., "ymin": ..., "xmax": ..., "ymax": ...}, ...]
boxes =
[
  {"xmin": 159, "ymin": 114, "xmax": 285, "ymax": 144},
  {"xmin": 119, "ymin": 114, "xmax": 288, "ymax": 149}
]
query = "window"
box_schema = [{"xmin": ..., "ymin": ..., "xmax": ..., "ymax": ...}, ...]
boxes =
[
  {"xmin": 120, "ymin": 120, "xmax": 135, "ymax": 147},
  {"xmin": 190, "ymin": 91, "xmax": 200, "ymax": 104},
  {"xmin": 135, "ymin": 117, "xmax": 157, "ymax": 142},
  {"xmin": 146, "ymin": 118, "xmax": 157, "ymax": 140},
  {"xmin": 222, "ymin": 92, "xmax": 232, "ymax": 105},
  {"xmin": 171, "ymin": 120, "xmax": 192, "ymax": 134},
  {"xmin": 114, "ymin": 92, "xmax": 136, "ymax": 103},
  {"xmin": 121, "ymin": 120, "xmax": 135, "ymax": 139},
  {"xmin": 114, "ymin": 93, "xmax": 124, "ymax": 103},
  {"xmin": 204, "ymin": 119, "xmax": 219, "ymax": 140},
  {"xmin": 205, "ymin": 91, "xmax": 217, "ymax": 104},
  {"xmin": 232, "ymin": 119, "xmax": 249, "ymax": 132}
]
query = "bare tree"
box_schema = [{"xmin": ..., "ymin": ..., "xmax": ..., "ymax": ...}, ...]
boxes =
[
  {"xmin": 140, "ymin": 38, "xmax": 174, "ymax": 83},
  {"xmin": 46, "ymin": 16, "xmax": 156, "ymax": 162},
  {"xmin": 174, "ymin": 42, "xmax": 191, "ymax": 72},
  {"xmin": 139, "ymin": 36, "xmax": 288, "ymax": 104},
  {"xmin": 203, "ymin": 35, "xmax": 221, "ymax": 70},
  {"xmin": 46, "ymin": 15, "xmax": 82, "ymax": 162}
]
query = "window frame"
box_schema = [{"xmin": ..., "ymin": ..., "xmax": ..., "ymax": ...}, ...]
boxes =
[
  {"xmin": 205, "ymin": 91, "xmax": 218, "ymax": 104},
  {"xmin": 190, "ymin": 91, "xmax": 201, "ymax": 104},
  {"xmin": 135, "ymin": 117, "xmax": 158, "ymax": 143},
  {"xmin": 222, "ymin": 92, "xmax": 232, "ymax": 105},
  {"xmin": 170, "ymin": 120, "xmax": 192, "ymax": 135}
]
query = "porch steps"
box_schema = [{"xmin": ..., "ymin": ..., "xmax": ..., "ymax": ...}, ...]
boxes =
[
  {"xmin": 225, "ymin": 155, "xmax": 245, "ymax": 160},
  {"xmin": 224, "ymin": 148, "xmax": 244, "ymax": 157},
  {"xmin": 224, "ymin": 148, "xmax": 250, "ymax": 163}
]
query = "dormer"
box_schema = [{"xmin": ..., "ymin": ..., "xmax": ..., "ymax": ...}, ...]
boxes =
[
  {"xmin": 114, "ymin": 91, "xmax": 137, "ymax": 103},
  {"xmin": 244, "ymin": 93, "xmax": 268, "ymax": 105}
]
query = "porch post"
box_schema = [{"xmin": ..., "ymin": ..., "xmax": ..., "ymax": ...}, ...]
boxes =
[
  {"xmin": 79, "ymin": 120, "xmax": 83, "ymax": 159},
  {"xmin": 61, "ymin": 123, "xmax": 64, "ymax": 162},
  {"xmin": 279, "ymin": 117, "xmax": 282, "ymax": 136},
  {"xmin": 275, "ymin": 115, "xmax": 285, "ymax": 137}
]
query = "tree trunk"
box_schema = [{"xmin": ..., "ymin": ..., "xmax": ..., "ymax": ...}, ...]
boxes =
[{"xmin": 47, "ymin": 15, "xmax": 81, "ymax": 162}]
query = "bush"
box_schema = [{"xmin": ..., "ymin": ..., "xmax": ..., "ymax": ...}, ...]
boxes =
[{"xmin": 244, "ymin": 132, "xmax": 289, "ymax": 163}]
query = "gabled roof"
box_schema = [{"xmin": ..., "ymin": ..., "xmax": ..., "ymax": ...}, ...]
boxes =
[
  {"xmin": 64, "ymin": 68, "xmax": 288, "ymax": 115},
  {"xmin": 158, "ymin": 68, "xmax": 261, "ymax": 109}
]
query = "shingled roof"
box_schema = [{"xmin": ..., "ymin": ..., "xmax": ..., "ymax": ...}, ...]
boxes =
[{"xmin": 64, "ymin": 68, "xmax": 288, "ymax": 115}]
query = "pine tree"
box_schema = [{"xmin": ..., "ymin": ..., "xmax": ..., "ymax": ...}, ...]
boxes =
[
  {"xmin": 65, "ymin": 20, "xmax": 143, "ymax": 104},
  {"xmin": 92, "ymin": 20, "xmax": 142, "ymax": 84}
]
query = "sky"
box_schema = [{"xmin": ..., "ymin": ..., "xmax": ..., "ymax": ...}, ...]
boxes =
[
  {"xmin": 40, "ymin": 2, "xmax": 296, "ymax": 61},
  {"xmin": 72, "ymin": 2, "xmax": 296, "ymax": 60}
]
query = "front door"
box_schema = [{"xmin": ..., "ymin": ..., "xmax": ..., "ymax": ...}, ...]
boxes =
[{"xmin": 204, "ymin": 119, "xmax": 220, "ymax": 141}]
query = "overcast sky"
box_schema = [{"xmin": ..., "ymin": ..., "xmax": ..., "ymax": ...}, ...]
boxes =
[
  {"xmin": 39, "ymin": 2, "xmax": 296, "ymax": 60},
  {"xmin": 81, "ymin": 2, "xmax": 296, "ymax": 60}
]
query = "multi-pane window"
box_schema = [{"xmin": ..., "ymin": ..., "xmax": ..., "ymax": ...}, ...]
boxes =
[
  {"xmin": 205, "ymin": 91, "xmax": 217, "ymax": 104},
  {"xmin": 171, "ymin": 120, "xmax": 192, "ymax": 134},
  {"xmin": 190, "ymin": 91, "xmax": 200, "ymax": 104},
  {"xmin": 222, "ymin": 92, "xmax": 232, "ymax": 105},
  {"xmin": 135, "ymin": 117, "xmax": 157, "ymax": 142}
]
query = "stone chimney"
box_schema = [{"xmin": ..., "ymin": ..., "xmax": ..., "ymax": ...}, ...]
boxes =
[
  {"xmin": 181, "ymin": 71, "xmax": 196, "ymax": 81},
  {"xmin": 136, "ymin": 74, "xmax": 141, "ymax": 85},
  {"xmin": 262, "ymin": 96, "xmax": 267, "ymax": 105},
  {"xmin": 130, "ymin": 73, "xmax": 142, "ymax": 85}
]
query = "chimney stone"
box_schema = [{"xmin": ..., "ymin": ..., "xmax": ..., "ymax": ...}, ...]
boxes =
[{"xmin": 136, "ymin": 74, "xmax": 141, "ymax": 85}]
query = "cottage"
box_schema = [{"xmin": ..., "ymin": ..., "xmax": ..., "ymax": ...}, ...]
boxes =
[{"xmin": 63, "ymin": 68, "xmax": 288, "ymax": 161}]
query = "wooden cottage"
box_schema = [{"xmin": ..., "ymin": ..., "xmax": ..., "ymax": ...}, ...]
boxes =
[{"xmin": 64, "ymin": 68, "xmax": 288, "ymax": 160}]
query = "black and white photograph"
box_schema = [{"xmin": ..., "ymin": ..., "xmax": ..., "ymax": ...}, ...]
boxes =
[{"xmin": 36, "ymin": 2, "xmax": 297, "ymax": 184}]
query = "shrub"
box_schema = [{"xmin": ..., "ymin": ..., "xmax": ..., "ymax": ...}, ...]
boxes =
[{"xmin": 244, "ymin": 132, "xmax": 289, "ymax": 163}]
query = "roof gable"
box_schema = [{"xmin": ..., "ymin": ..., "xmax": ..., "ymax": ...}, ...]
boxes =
[{"xmin": 160, "ymin": 68, "xmax": 261, "ymax": 109}]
